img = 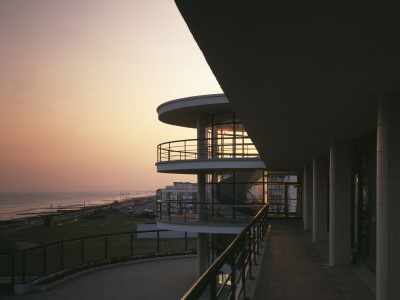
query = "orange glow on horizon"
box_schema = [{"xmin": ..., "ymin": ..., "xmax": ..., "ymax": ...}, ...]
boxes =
[{"xmin": 0, "ymin": 0, "xmax": 220, "ymax": 192}]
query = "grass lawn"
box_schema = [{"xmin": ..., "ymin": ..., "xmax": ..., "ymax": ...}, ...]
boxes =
[
  {"xmin": 13, "ymin": 209, "xmax": 155, "ymax": 245},
  {"xmin": 0, "ymin": 210, "xmax": 197, "ymax": 280}
]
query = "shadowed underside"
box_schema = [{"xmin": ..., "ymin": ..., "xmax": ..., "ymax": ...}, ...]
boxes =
[{"xmin": 175, "ymin": 1, "xmax": 400, "ymax": 170}]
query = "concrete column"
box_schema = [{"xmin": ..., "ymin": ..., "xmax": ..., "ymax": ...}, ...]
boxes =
[
  {"xmin": 329, "ymin": 140, "xmax": 353, "ymax": 265},
  {"xmin": 196, "ymin": 114, "xmax": 208, "ymax": 278},
  {"xmin": 303, "ymin": 164, "xmax": 313, "ymax": 230},
  {"xmin": 197, "ymin": 232, "xmax": 207, "ymax": 277},
  {"xmin": 197, "ymin": 172, "xmax": 206, "ymax": 220},
  {"xmin": 377, "ymin": 95, "xmax": 400, "ymax": 300},
  {"xmin": 313, "ymin": 156, "xmax": 329, "ymax": 241},
  {"xmin": 197, "ymin": 114, "xmax": 207, "ymax": 159},
  {"xmin": 197, "ymin": 114, "xmax": 207, "ymax": 221}
]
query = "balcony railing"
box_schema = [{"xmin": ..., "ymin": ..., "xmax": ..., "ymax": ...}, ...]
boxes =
[
  {"xmin": 157, "ymin": 200, "xmax": 264, "ymax": 224},
  {"xmin": 0, "ymin": 229, "xmax": 197, "ymax": 293},
  {"xmin": 157, "ymin": 137, "xmax": 259, "ymax": 163},
  {"xmin": 181, "ymin": 204, "xmax": 269, "ymax": 300}
]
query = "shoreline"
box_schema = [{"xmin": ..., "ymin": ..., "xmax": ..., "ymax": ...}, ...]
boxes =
[
  {"xmin": 0, "ymin": 191, "xmax": 156, "ymax": 221},
  {"xmin": 0, "ymin": 195, "xmax": 156, "ymax": 230}
]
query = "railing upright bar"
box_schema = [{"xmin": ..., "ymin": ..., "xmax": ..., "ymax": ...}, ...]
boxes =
[
  {"xmin": 21, "ymin": 250, "xmax": 26, "ymax": 284},
  {"xmin": 241, "ymin": 241, "xmax": 246, "ymax": 299},
  {"xmin": 43, "ymin": 246, "xmax": 47, "ymax": 276},
  {"xmin": 256, "ymin": 221, "xmax": 261, "ymax": 255},
  {"xmin": 61, "ymin": 242, "xmax": 64, "ymax": 270},
  {"xmin": 157, "ymin": 231, "xmax": 160, "ymax": 253},
  {"xmin": 130, "ymin": 232, "xmax": 134, "ymax": 256},
  {"xmin": 11, "ymin": 253, "xmax": 15, "ymax": 288},
  {"xmin": 105, "ymin": 236, "xmax": 108, "ymax": 259},
  {"xmin": 81, "ymin": 239, "xmax": 85, "ymax": 265},
  {"xmin": 168, "ymin": 143, "xmax": 170, "ymax": 161},
  {"xmin": 230, "ymin": 253, "xmax": 236, "ymax": 300},
  {"xmin": 168, "ymin": 202, "xmax": 171, "ymax": 221},
  {"xmin": 184, "ymin": 202, "xmax": 187, "ymax": 222},
  {"xmin": 210, "ymin": 275, "xmax": 217, "ymax": 300},
  {"xmin": 185, "ymin": 232, "xmax": 188, "ymax": 251},
  {"xmin": 251, "ymin": 226, "xmax": 257, "ymax": 266},
  {"xmin": 248, "ymin": 231, "xmax": 253, "ymax": 279}
]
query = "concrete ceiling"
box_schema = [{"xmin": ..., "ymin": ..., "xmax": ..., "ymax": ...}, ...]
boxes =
[
  {"xmin": 157, "ymin": 94, "xmax": 231, "ymax": 128},
  {"xmin": 175, "ymin": 1, "xmax": 400, "ymax": 170}
]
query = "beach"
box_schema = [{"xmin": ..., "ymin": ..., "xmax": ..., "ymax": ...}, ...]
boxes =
[{"xmin": 0, "ymin": 191, "xmax": 155, "ymax": 221}]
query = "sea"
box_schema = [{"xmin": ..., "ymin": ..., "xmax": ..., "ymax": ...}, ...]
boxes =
[{"xmin": 0, "ymin": 191, "xmax": 155, "ymax": 221}]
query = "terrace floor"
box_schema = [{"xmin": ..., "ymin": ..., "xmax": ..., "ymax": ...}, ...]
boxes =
[
  {"xmin": 3, "ymin": 255, "xmax": 197, "ymax": 300},
  {"xmin": 253, "ymin": 220, "xmax": 376, "ymax": 300}
]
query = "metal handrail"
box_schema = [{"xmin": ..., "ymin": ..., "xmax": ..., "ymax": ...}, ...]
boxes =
[
  {"xmin": 2, "ymin": 229, "xmax": 196, "ymax": 287},
  {"xmin": 181, "ymin": 204, "xmax": 269, "ymax": 300},
  {"xmin": 157, "ymin": 200, "xmax": 265, "ymax": 223},
  {"xmin": 157, "ymin": 137, "xmax": 260, "ymax": 163}
]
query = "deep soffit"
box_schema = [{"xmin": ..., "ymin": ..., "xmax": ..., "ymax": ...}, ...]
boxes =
[
  {"xmin": 174, "ymin": 1, "xmax": 400, "ymax": 170},
  {"xmin": 157, "ymin": 94, "xmax": 231, "ymax": 128}
]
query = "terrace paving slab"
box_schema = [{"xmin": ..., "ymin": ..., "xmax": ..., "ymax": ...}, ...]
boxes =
[
  {"xmin": 253, "ymin": 220, "xmax": 375, "ymax": 300},
  {"xmin": 3, "ymin": 255, "xmax": 197, "ymax": 300}
]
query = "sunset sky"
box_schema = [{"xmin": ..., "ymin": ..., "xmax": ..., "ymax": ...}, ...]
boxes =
[{"xmin": 0, "ymin": 0, "xmax": 222, "ymax": 192}]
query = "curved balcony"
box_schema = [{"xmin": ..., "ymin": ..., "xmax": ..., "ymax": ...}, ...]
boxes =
[
  {"xmin": 156, "ymin": 200, "xmax": 265, "ymax": 233},
  {"xmin": 156, "ymin": 137, "xmax": 266, "ymax": 173},
  {"xmin": 157, "ymin": 199, "xmax": 264, "ymax": 233}
]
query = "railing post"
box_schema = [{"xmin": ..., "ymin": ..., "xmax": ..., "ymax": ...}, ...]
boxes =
[
  {"xmin": 185, "ymin": 232, "xmax": 188, "ymax": 251},
  {"xmin": 210, "ymin": 274, "xmax": 217, "ymax": 300},
  {"xmin": 21, "ymin": 250, "xmax": 26, "ymax": 284},
  {"xmin": 168, "ymin": 202, "xmax": 171, "ymax": 221},
  {"xmin": 130, "ymin": 232, "xmax": 134, "ymax": 256},
  {"xmin": 248, "ymin": 230, "xmax": 253, "ymax": 278},
  {"xmin": 81, "ymin": 239, "xmax": 85, "ymax": 265},
  {"xmin": 241, "ymin": 241, "xmax": 246, "ymax": 299},
  {"xmin": 157, "ymin": 231, "xmax": 160, "ymax": 253},
  {"xmin": 252, "ymin": 226, "xmax": 257, "ymax": 265},
  {"xmin": 257, "ymin": 221, "xmax": 261, "ymax": 255},
  {"xmin": 11, "ymin": 253, "xmax": 15, "ymax": 288},
  {"xmin": 43, "ymin": 246, "xmax": 47, "ymax": 276},
  {"xmin": 230, "ymin": 253, "xmax": 236, "ymax": 300},
  {"xmin": 168, "ymin": 143, "xmax": 171, "ymax": 161},
  {"xmin": 184, "ymin": 202, "xmax": 187, "ymax": 222},
  {"xmin": 61, "ymin": 242, "xmax": 64, "ymax": 270},
  {"xmin": 105, "ymin": 236, "xmax": 108, "ymax": 259}
]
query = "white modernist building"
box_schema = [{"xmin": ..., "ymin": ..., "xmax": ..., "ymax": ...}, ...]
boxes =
[
  {"xmin": 156, "ymin": 94, "xmax": 271, "ymax": 275},
  {"xmin": 173, "ymin": 2, "xmax": 400, "ymax": 299}
]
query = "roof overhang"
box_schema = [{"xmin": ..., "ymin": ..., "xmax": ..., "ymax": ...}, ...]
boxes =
[
  {"xmin": 157, "ymin": 94, "xmax": 231, "ymax": 128},
  {"xmin": 175, "ymin": 1, "xmax": 399, "ymax": 170}
]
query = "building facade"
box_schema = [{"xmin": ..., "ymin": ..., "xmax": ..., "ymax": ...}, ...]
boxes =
[
  {"xmin": 155, "ymin": 94, "xmax": 301, "ymax": 275},
  {"xmin": 173, "ymin": 2, "xmax": 400, "ymax": 299}
]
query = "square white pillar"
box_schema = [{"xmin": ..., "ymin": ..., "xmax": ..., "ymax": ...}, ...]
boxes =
[
  {"xmin": 313, "ymin": 156, "xmax": 329, "ymax": 241},
  {"xmin": 303, "ymin": 164, "xmax": 313, "ymax": 230},
  {"xmin": 329, "ymin": 140, "xmax": 353, "ymax": 265},
  {"xmin": 377, "ymin": 94, "xmax": 400, "ymax": 300}
]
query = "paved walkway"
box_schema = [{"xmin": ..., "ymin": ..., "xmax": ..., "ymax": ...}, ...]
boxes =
[
  {"xmin": 254, "ymin": 220, "xmax": 376, "ymax": 300},
  {"xmin": 4, "ymin": 256, "xmax": 197, "ymax": 300}
]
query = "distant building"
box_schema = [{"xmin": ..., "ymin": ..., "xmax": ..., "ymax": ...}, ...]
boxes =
[{"xmin": 156, "ymin": 182, "xmax": 197, "ymax": 201}]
